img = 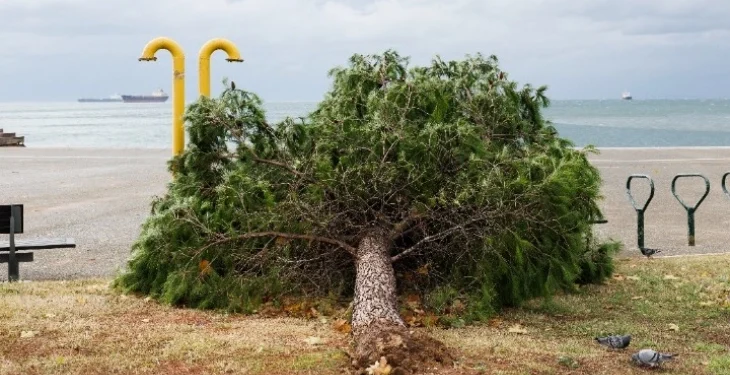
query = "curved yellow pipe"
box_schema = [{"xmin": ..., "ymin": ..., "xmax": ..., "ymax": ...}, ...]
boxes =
[
  {"xmin": 198, "ymin": 38, "xmax": 243, "ymax": 97},
  {"xmin": 138, "ymin": 37, "xmax": 186, "ymax": 156}
]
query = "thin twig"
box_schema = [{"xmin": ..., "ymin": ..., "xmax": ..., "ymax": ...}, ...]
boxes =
[
  {"xmin": 389, "ymin": 211, "xmax": 424, "ymax": 241},
  {"xmin": 251, "ymin": 155, "xmax": 307, "ymax": 179},
  {"xmin": 391, "ymin": 216, "xmax": 489, "ymax": 262},
  {"xmin": 196, "ymin": 231, "xmax": 358, "ymax": 258}
]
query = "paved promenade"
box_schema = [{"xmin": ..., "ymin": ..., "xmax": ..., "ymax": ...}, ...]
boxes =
[
  {"xmin": 2, "ymin": 147, "xmax": 730, "ymax": 280},
  {"xmin": 591, "ymin": 147, "xmax": 730, "ymax": 258},
  {"xmin": 0, "ymin": 148, "xmax": 170, "ymax": 280}
]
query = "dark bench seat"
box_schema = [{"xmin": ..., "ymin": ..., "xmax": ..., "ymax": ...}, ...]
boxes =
[
  {"xmin": 1, "ymin": 204, "xmax": 76, "ymax": 281},
  {"xmin": 0, "ymin": 238, "xmax": 76, "ymax": 251}
]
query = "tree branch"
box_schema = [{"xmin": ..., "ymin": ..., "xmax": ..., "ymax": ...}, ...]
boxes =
[
  {"xmin": 251, "ymin": 155, "xmax": 307, "ymax": 179},
  {"xmin": 197, "ymin": 231, "xmax": 358, "ymax": 258},
  {"xmin": 391, "ymin": 216, "xmax": 489, "ymax": 262},
  {"xmin": 389, "ymin": 211, "xmax": 425, "ymax": 241}
]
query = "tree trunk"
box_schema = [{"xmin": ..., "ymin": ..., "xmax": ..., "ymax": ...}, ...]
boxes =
[
  {"xmin": 351, "ymin": 231, "xmax": 452, "ymax": 374},
  {"xmin": 352, "ymin": 232, "xmax": 405, "ymax": 334}
]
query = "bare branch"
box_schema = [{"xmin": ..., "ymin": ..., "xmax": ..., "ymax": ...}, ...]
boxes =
[
  {"xmin": 389, "ymin": 211, "xmax": 425, "ymax": 241},
  {"xmin": 196, "ymin": 231, "xmax": 358, "ymax": 258},
  {"xmin": 391, "ymin": 216, "xmax": 489, "ymax": 262},
  {"xmin": 251, "ymin": 155, "xmax": 307, "ymax": 179}
]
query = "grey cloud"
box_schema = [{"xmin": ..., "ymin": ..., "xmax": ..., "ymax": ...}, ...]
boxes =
[
  {"xmin": 565, "ymin": 1, "xmax": 730, "ymax": 35},
  {"xmin": 0, "ymin": 0, "xmax": 729, "ymax": 101},
  {"xmin": 621, "ymin": 17, "xmax": 730, "ymax": 36},
  {"xmin": 0, "ymin": 2, "xmax": 141, "ymax": 36}
]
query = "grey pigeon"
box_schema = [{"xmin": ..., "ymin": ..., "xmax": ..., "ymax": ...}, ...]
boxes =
[
  {"xmin": 640, "ymin": 247, "xmax": 661, "ymax": 258},
  {"xmin": 595, "ymin": 334, "xmax": 631, "ymax": 349},
  {"xmin": 631, "ymin": 349, "xmax": 675, "ymax": 367}
]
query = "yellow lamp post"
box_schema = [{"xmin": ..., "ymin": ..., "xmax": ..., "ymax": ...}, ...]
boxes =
[
  {"xmin": 138, "ymin": 37, "xmax": 186, "ymax": 156},
  {"xmin": 198, "ymin": 38, "xmax": 243, "ymax": 97}
]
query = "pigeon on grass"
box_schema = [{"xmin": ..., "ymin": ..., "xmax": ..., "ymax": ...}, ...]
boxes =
[
  {"xmin": 640, "ymin": 247, "xmax": 661, "ymax": 259},
  {"xmin": 595, "ymin": 334, "xmax": 631, "ymax": 349},
  {"xmin": 631, "ymin": 349, "xmax": 675, "ymax": 367}
]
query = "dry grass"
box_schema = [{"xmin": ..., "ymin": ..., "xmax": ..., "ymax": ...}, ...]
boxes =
[{"xmin": 1, "ymin": 254, "xmax": 730, "ymax": 375}]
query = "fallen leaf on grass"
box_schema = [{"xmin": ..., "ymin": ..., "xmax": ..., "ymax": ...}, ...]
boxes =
[
  {"xmin": 366, "ymin": 356, "xmax": 392, "ymax": 375},
  {"xmin": 404, "ymin": 313, "xmax": 419, "ymax": 327},
  {"xmin": 631, "ymin": 296, "xmax": 644, "ymax": 300},
  {"xmin": 422, "ymin": 313, "xmax": 438, "ymax": 327},
  {"xmin": 507, "ymin": 324, "xmax": 528, "ymax": 334},
  {"xmin": 668, "ymin": 323, "xmax": 679, "ymax": 331},
  {"xmin": 450, "ymin": 299, "xmax": 466, "ymax": 314},
  {"xmin": 488, "ymin": 318, "xmax": 503, "ymax": 327},
  {"xmin": 405, "ymin": 294, "xmax": 421, "ymax": 309},
  {"xmin": 20, "ymin": 331, "xmax": 38, "ymax": 338},
  {"xmin": 304, "ymin": 336, "xmax": 326, "ymax": 346},
  {"xmin": 663, "ymin": 274, "xmax": 680, "ymax": 281},
  {"xmin": 333, "ymin": 319, "xmax": 352, "ymax": 334}
]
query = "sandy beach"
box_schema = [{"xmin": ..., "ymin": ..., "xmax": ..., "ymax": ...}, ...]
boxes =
[{"xmin": 2, "ymin": 147, "xmax": 730, "ymax": 281}]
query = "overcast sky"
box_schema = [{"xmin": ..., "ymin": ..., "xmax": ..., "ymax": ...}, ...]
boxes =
[{"xmin": 0, "ymin": 0, "xmax": 728, "ymax": 102}]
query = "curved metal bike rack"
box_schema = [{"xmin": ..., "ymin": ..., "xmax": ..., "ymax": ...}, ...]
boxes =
[
  {"xmin": 626, "ymin": 174, "xmax": 655, "ymax": 249},
  {"xmin": 721, "ymin": 172, "xmax": 730, "ymax": 199},
  {"xmin": 671, "ymin": 173, "xmax": 710, "ymax": 246}
]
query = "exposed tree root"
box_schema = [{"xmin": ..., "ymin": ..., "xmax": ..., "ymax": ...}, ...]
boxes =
[{"xmin": 353, "ymin": 321, "xmax": 454, "ymax": 375}]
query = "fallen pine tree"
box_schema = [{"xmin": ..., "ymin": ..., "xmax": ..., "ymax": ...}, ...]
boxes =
[{"xmin": 115, "ymin": 51, "xmax": 619, "ymax": 374}]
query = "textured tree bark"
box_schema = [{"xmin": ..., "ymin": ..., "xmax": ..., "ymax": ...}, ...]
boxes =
[
  {"xmin": 352, "ymin": 232, "xmax": 405, "ymax": 334},
  {"xmin": 351, "ymin": 231, "xmax": 452, "ymax": 374}
]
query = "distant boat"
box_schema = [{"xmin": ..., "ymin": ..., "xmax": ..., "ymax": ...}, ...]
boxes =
[
  {"xmin": 121, "ymin": 89, "xmax": 169, "ymax": 103},
  {"xmin": 621, "ymin": 91, "xmax": 633, "ymax": 100},
  {"xmin": 78, "ymin": 94, "xmax": 123, "ymax": 103}
]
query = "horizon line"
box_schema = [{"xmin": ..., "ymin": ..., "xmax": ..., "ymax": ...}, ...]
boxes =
[{"xmin": 1, "ymin": 97, "xmax": 729, "ymax": 104}]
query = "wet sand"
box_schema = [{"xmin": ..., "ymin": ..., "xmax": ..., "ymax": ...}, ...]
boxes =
[{"xmin": 1, "ymin": 147, "xmax": 730, "ymax": 280}]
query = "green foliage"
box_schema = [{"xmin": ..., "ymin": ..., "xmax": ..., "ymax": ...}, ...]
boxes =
[{"xmin": 115, "ymin": 51, "xmax": 619, "ymax": 317}]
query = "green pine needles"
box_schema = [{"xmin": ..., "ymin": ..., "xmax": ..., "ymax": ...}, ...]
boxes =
[{"xmin": 115, "ymin": 50, "xmax": 620, "ymax": 320}]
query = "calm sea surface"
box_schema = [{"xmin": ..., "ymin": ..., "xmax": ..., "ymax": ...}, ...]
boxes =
[{"xmin": 1, "ymin": 100, "xmax": 729, "ymax": 148}]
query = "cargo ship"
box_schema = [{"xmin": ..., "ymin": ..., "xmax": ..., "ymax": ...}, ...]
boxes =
[
  {"xmin": 121, "ymin": 89, "xmax": 169, "ymax": 103},
  {"xmin": 78, "ymin": 94, "xmax": 123, "ymax": 103}
]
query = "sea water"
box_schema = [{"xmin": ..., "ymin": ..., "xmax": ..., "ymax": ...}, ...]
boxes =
[{"xmin": 1, "ymin": 99, "xmax": 729, "ymax": 148}]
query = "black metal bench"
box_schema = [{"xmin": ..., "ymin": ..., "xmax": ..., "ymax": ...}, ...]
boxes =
[{"xmin": 0, "ymin": 205, "xmax": 76, "ymax": 282}]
